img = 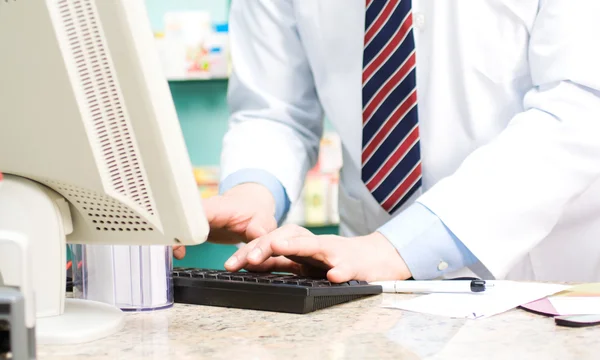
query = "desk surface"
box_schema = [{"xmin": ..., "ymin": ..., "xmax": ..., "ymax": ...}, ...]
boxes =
[{"xmin": 38, "ymin": 294, "xmax": 600, "ymax": 360}]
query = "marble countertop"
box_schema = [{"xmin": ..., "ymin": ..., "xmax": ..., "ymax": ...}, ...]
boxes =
[{"xmin": 38, "ymin": 294, "xmax": 600, "ymax": 360}]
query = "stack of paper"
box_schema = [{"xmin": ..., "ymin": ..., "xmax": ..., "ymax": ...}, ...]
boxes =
[{"xmin": 382, "ymin": 281, "xmax": 569, "ymax": 319}]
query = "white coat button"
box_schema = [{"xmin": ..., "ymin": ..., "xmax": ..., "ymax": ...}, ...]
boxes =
[
  {"xmin": 414, "ymin": 13, "xmax": 426, "ymax": 30},
  {"xmin": 437, "ymin": 261, "xmax": 449, "ymax": 271}
]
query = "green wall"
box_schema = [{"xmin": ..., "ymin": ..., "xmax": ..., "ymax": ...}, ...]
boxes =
[{"xmin": 170, "ymin": 80, "xmax": 230, "ymax": 166}]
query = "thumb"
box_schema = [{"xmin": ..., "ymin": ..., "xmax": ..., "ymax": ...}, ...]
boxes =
[
  {"xmin": 173, "ymin": 245, "xmax": 186, "ymax": 260},
  {"xmin": 245, "ymin": 212, "xmax": 278, "ymax": 241},
  {"xmin": 327, "ymin": 263, "xmax": 358, "ymax": 283}
]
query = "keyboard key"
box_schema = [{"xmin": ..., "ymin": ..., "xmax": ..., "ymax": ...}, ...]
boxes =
[{"xmin": 283, "ymin": 280, "xmax": 301, "ymax": 285}]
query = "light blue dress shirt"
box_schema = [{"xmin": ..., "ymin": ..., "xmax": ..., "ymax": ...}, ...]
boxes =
[{"xmin": 219, "ymin": 169, "xmax": 479, "ymax": 279}]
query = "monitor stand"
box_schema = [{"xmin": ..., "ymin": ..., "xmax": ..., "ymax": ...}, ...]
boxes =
[{"xmin": 0, "ymin": 175, "xmax": 124, "ymax": 344}]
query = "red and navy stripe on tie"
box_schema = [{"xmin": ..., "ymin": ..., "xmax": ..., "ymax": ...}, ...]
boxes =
[{"xmin": 362, "ymin": 0, "xmax": 421, "ymax": 214}]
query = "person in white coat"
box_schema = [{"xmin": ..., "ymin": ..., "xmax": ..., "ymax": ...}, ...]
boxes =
[{"xmin": 174, "ymin": 0, "xmax": 600, "ymax": 283}]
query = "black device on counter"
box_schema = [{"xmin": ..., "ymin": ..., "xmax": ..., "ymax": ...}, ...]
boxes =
[
  {"xmin": 555, "ymin": 314, "xmax": 600, "ymax": 328},
  {"xmin": 172, "ymin": 268, "xmax": 382, "ymax": 314},
  {"xmin": 1, "ymin": 287, "xmax": 36, "ymax": 360}
]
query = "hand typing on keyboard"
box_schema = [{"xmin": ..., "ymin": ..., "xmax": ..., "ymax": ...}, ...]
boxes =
[
  {"xmin": 225, "ymin": 224, "xmax": 412, "ymax": 283},
  {"xmin": 173, "ymin": 182, "xmax": 411, "ymax": 283},
  {"xmin": 173, "ymin": 183, "xmax": 278, "ymax": 260}
]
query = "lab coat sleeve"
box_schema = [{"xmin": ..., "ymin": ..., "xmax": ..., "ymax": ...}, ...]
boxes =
[
  {"xmin": 220, "ymin": 0, "xmax": 324, "ymax": 204},
  {"xmin": 378, "ymin": 203, "xmax": 478, "ymax": 280},
  {"xmin": 416, "ymin": 1, "xmax": 600, "ymax": 278}
]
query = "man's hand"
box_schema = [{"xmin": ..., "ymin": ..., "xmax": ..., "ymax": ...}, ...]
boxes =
[
  {"xmin": 224, "ymin": 224, "xmax": 413, "ymax": 282},
  {"xmin": 173, "ymin": 183, "xmax": 278, "ymax": 260}
]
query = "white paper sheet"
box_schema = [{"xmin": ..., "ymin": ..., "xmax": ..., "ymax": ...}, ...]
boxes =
[
  {"xmin": 549, "ymin": 297, "xmax": 600, "ymax": 315},
  {"xmin": 382, "ymin": 281, "xmax": 569, "ymax": 319}
]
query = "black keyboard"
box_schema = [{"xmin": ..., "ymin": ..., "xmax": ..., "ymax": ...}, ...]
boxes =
[{"xmin": 172, "ymin": 268, "xmax": 382, "ymax": 314}]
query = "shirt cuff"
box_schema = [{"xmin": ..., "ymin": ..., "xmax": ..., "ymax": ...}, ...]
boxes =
[
  {"xmin": 219, "ymin": 168, "xmax": 291, "ymax": 225},
  {"xmin": 377, "ymin": 202, "xmax": 479, "ymax": 280}
]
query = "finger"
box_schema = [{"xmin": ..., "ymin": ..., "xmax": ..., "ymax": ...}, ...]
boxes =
[
  {"xmin": 202, "ymin": 196, "xmax": 277, "ymax": 244},
  {"xmin": 224, "ymin": 239, "xmax": 261, "ymax": 271},
  {"xmin": 245, "ymin": 212, "xmax": 277, "ymax": 241},
  {"xmin": 327, "ymin": 262, "xmax": 358, "ymax": 283},
  {"xmin": 286, "ymin": 255, "xmax": 331, "ymax": 271},
  {"xmin": 245, "ymin": 225, "xmax": 311, "ymax": 266},
  {"xmin": 202, "ymin": 197, "xmax": 247, "ymax": 244},
  {"xmin": 173, "ymin": 246, "xmax": 186, "ymax": 260},
  {"xmin": 243, "ymin": 256, "xmax": 303, "ymax": 274},
  {"xmin": 271, "ymin": 235, "xmax": 331, "ymax": 264},
  {"xmin": 245, "ymin": 257, "xmax": 328, "ymax": 278}
]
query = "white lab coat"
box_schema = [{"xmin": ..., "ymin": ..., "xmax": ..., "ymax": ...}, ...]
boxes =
[{"xmin": 221, "ymin": 0, "xmax": 600, "ymax": 282}]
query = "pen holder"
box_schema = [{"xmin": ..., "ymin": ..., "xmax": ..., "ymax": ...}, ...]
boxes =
[{"xmin": 70, "ymin": 244, "xmax": 174, "ymax": 311}]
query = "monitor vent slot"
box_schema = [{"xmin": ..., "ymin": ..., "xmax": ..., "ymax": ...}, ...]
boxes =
[
  {"xmin": 55, "ymin": 0, "xmax": 156, "ymax": 216},
  {"xmin": 42, "ymin": 180, "xmax": 155, "ymax": 233}
]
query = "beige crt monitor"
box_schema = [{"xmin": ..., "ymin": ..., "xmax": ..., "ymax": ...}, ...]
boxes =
[
  {"xmin": 0, "ymin": 0, "xmax": 209, "ymax": 345},
  {"xmin": 0, "ymin": 0, "xmax": 208, "ymax": 246}
]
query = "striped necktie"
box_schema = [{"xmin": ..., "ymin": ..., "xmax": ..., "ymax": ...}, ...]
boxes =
[{"xmin": 361, "ymin": 0, "xmax": 421, "ymax": 214}]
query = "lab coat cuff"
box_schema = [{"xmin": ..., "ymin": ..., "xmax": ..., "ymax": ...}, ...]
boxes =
[
  {"xmin": 219, "ymin": 168, "xmax": 291, "ymax": 225},
  {"xmin": 377, "ymin": 202, "xmax": 479, "ymax": 280}
]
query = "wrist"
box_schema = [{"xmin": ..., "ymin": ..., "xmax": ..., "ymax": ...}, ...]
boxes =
[
  {"xmin": 219, "ymin": 169, "xmax": 290, "ymax": 224},
  {"xmin": 364, "ymin": 232, "xmax": 412, "ymax": 280}
]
